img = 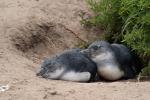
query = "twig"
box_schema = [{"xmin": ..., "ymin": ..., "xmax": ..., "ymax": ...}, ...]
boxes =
[
  {"xmin": 59, "ymin": 24, "xmax": 88, "ymax": 43},
  {"xmin": 137, "ymin": 73, "xmax": 141, "ymax": 82}
]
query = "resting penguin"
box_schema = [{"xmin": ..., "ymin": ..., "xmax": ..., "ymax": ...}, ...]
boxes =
[
  {"xmin": 82, "ymin": 41, "xmax": 137, "ymax": 81},
  {"xmin": 36, "ymin": 49, "xmax": 97, "ymax": 82}
]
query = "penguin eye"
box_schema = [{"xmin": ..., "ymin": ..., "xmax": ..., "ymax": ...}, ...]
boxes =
[
  {"xmin": 92, "ymin": 45, "xmax": 98, "ymax": 50},
  {"xmin": 98, "ymin": 45, "xmax": 103, "ymax": 48}
]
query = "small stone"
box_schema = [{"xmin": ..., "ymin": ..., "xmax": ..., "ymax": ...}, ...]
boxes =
[
  {"xmin": 50, "ymin": 91, "xmax": 58, "ymax": 95},
  {"xmin": 43, "ymin": 94, "xmax": 48, "ymax": 99}
]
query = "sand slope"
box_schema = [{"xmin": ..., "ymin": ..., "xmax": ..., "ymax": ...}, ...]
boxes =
[{"xmin": 0, "ymin": 0, "xmax": 150, "ymax": 100}]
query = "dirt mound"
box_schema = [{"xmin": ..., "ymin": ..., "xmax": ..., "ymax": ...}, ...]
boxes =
[
  {"xmin": 10, "ymin": 19, "xmax": 85, "ymax": 62},
  {"xmin": 0, "ymin": 0, "xmax": 150, "ymax": 100}
]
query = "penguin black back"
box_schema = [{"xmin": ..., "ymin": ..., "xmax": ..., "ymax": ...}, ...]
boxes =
[{"xmin": 37, "ymin": 49, "xmax": 97, "ymax": 82}]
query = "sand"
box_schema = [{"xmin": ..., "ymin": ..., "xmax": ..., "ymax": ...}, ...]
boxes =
[{"xmin": 0, "ymin": 0, "xmax": 150, "ymax": 100}]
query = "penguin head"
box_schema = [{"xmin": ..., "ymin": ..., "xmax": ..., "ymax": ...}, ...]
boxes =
[
  {"xmin": 36, "ymin": 59, "xmax": 60, "ymax": 79},
  {"xmin": 81, "ymin": 41, "xmax": 112, "ymax": 59},
  {"xmin": 36, "ymin": 58, "xmax": 51, "ymax": 77}
]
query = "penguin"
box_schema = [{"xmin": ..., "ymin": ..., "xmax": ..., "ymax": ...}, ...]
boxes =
[
  {"xmin": 36, "ymin": 49, "xmax": 97, "ymax": 82},
  {"xmin": 82, "ymin": 41, "xmax": 138, "ymax": 81}
]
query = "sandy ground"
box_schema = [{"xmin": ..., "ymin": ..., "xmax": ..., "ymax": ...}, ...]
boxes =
[{"xmin": 0, "ymin": 0, "xmax": 150, "ymax": 100}]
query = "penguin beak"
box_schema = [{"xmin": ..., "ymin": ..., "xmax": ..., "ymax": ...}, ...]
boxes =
[
  {"xmin": 36, "ymin": 69, "xmax": 45, "ymax": 76},
  {"xmin": 36, "ymin": 71, "xmax": 41, "ymax": 76},
  {"xmin": 80, "ymin": 49, "xmax": 91, "ymax": 57},
  {"xmin": 80, "ymin": 49, "xmax": 89, "ymax": 53}
]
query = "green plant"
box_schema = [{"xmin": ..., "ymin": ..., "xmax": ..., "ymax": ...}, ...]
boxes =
[
  {"xmin": 84, "ymin": 0, "xmax": 150, "ymax": 76},
  {"xmin": 141, "ymin": 62, "xmax": 150, "ymax": 76},
  {"xmin": 84, "ymin": 0, "xmax": 123, "ymax": 43},
  {"xmin": 119, "ymin": 0, "xmax": 150, "ymax": 57}
]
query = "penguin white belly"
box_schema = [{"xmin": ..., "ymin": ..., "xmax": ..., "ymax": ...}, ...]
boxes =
[
  {"xmin": 98, "ymin": 65, "xmax": 124, "ymax": 81},
  {"xmin": 47, "ymin": 68, "xmax": 91, "ymax": 82},
  {"xmin": 61, "ymin": 71, "xmax": 91, "ymax": 82},
  {"xmin": 47, "ymin": 68, "xmax": 65, "ymax": 79},
  {"xmin": 92, "ymin": 52, "xmax": 124, "ymax": 80}
]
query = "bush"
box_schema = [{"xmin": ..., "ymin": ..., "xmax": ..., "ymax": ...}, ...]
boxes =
[
  {"xmin": 84, "ymin": 0, "xmax": 150, "ymax": 75},
  {"xmin": 141, "ymin": 62, "xmax": 150, "ymax": 76}
]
